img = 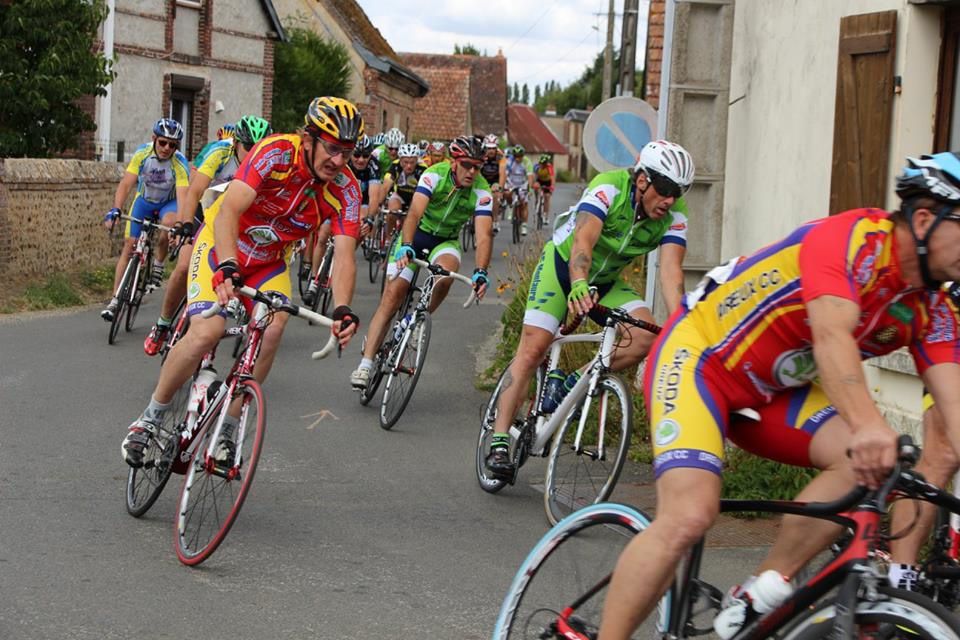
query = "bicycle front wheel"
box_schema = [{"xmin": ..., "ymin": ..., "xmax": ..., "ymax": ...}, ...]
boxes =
[
  {"xmin": 493, "ymin": 503, "xmax": 668, "ymax": 640},
  {"xmin": 379, "ymin": 312, "xmax": 432, "ymax": 430},
  {"xmin": 781, "ymin": 585, "xmax": 960, "ymax": 639},
  {"xmin": 175, "ymin": 379, "xmax": 266, "ymax": 566},
  {"xmin": 108, "ymin": 258, "xmax": 137, "ymax": 344},
  {"xmin": 544, "ymin": 373, "xmax": 632, "ymax": 526},
  {"xmin": 125, "ymin": 375, "xmax": 191, "ymax": 517},
  {"xmin": 125, "ymin": 248, "xmax": 150, "ymax": 332},
  {"xmin": 368, "ymin": 233, "xmax": 382, "ymax": 283},
  {"xmin": 512, "ymin": 210, "xmax": 521, "ymax": 244}
]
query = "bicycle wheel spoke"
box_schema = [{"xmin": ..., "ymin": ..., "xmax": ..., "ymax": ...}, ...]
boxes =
[{"xmin": 380, "ymin": 313, "xmax": 431, "ymax": 430}]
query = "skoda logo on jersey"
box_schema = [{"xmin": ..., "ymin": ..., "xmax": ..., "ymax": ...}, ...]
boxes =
[
  {"xmin": 247, "ymin": 226, "xmax": 280, "ymax": 245},
  {"xmin": 655, "ymin": 419, "xmax": 681, "ymax": 446},
  {"xmin": 773, "ymin": 347, "xmax": 817, "ymax": 388}
]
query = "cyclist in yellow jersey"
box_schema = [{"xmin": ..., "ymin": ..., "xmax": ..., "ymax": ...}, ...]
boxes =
[
  {"xmin": 101, "ymin": 118, "xmax": 189, "ymax": 322},
  {"xmin": 424, "ymin": 141, "xmax": 446, "ymax": 167}
]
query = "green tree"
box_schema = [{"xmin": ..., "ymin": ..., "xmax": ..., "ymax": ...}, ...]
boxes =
[
  {"xmin": 454, "ymin": 42, "xmax": 482, "ymax": 56},
  {"xmin": 521, "ymin": 83, "xmax": 530, "ymax": 105},
  {"xmin": 0, "ymin": 0, "xmax": 115, "ymax": 157},
  {"xmin": 512, "ymin": 82, "xmax": 520, "ymax": 103},
  {"xmin": 534, "ymin": 84, "xmax": 542, "ymax": 104},
  {"xmin": 272, "ymin": 26, "xmax": 351, "ymax": 134},
  {"xmin": 533, "ymin": 50, "xmax": 644, "ymax": 114}
]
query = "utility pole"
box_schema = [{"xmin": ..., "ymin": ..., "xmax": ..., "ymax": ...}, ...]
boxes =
[
  {"xmin": 602, "ymin": 0, "xmax": 615, "ymax": 101},
  {"xmin": 618, "ymin": 0, "xmax": 640, "ymax": 96}
]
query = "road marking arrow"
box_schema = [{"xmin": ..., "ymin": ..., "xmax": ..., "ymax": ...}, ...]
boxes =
[{"xmin": 302, "ymin": 409, "xmax": 340, "ymax": 430}]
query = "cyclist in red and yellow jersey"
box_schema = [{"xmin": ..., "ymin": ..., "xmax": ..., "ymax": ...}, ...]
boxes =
[
  {"xmin": 598, "ymin": 152, "xmax": 960, "ymax": 639},
  {"xmin": 120, "ymin": 97, "xmax": 365, "ymax": 469}
]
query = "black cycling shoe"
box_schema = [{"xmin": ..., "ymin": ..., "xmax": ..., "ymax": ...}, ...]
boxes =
[{"xmin": 485, "ymin": 447, "xmax": 515, "ymax": 481}]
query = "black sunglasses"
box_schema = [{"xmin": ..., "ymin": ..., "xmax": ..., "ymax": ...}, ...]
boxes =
[
  {"xmin": 353, "ymin": 151, "xmax": 372, "ymax": 159},
  {"xmin": 645, "ymin": 169, "xmax": 684, "ymax": 200}
]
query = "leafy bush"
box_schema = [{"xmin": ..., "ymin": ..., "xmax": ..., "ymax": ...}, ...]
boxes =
[
  {"xmin": 556, "ymin": 169, "xmax": 576, "ymax": 183},
  {"xmin": 23, "ymin": 274, "xmax": 82, "ymax": 309},
  {"xmin": 721, "ymin": 447, "xmax": 818, "ymax": 518}
]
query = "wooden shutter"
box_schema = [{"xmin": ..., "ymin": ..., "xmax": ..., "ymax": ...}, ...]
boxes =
[{"xmin": 829, "ymin": 11, "xmax": 897, "ymax": 214}]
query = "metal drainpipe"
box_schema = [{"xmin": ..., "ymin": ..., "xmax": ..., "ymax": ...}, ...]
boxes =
[
  {"xmin": 645, "ymin": 0, "xmax": 676, "ymax": 318},
  {"xmin": 98, "ymin": 0, "xmax": 115, "ymax": 160}
]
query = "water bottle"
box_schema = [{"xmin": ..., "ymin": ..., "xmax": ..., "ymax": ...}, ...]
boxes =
[
  {"xmin": 188, "ymin": 366, "xmax": 218, "ymax": 417},
  {"xmin": 539, "ymin": 369, "xmax": 567, "ymax": 413},
  {"xmin": 562, "ymin": 371, "xmax": 582, "ymax": 397},
  {"xmin": 393, "ymin": 314, "xmax": 412, "ymax": 341},
  {"xmin": 713, "ymin": 570, "xmax": 793, "ymax": 639}
]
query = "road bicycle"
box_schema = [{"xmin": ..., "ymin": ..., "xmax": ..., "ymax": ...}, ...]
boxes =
[
  {"xmin": 364, "ymin": 207, "xmax": 390, "ymax": 284},
  {"xmin": 460, "ymin": 216, "xmax": 477, "ymax": 253},
  {"xmin": 533, "ymin": 186, "xmax": 547, "ymax": 230},
  {"xmin": 124, "ymin": 285, "xmax": 337, "ymax": 566},
  {"xmin": 476, "ymin": 305, "xmax": 660, "ymax": 526},
  {"xmin": 106, "ymin": 215, "xmax": 173, "ymax": 345},
  {"xmin": 501, "ymin": 185, "xmax": 525, "ymax": 245},
  {"xmin": 494, "ymin": 436, "xmax": 960, "ymax": 639},
  {"xmin": 356, "ymin": 256, "xmax": 476, "ymax": 430},
  {"xmin": 160, "ymin": 294, "xmax": 247, "ymax": 363}
]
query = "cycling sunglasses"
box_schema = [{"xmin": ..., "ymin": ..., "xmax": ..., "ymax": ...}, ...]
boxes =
[
  {"xmin": 645, "ymin": 169, "xmax": 684, "ymax": 199},
  {"xmin": 353, "ymin": 150, "xmax": 372, "ymax": 159},
  {"xmin": 317, "ymin": 137, "xmax": 354, "ymax": 160},
  {"xmin": 155, "ymin": 139, "xmax": 179, "ymax": 150}
]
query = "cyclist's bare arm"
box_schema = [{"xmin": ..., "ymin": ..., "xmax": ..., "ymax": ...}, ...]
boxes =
[
  {"xmin": 112, "ymin": 171, "xmax": 138, "ymax": 211},
  {"xmin": 331, "ymin": 234, "xmax": 358, "ymax": 309},
  {"xmin": 176, "ymin": 171, "xmax": 212, "ymax": 225},
  {"xmin": 567, "ymin": 212, "xmax": 602, "ymax": 316},
  {"xmin": 659, "ymin": 242, "xmax": 686, "ymax": 315},
  {"xmin": 498, "ymin": 160, "xmax": 507, "ymax": 190},
  {"xmin": 807, "ymin": 294, "xmax": 897, "ymax": 488},
  {"xmin": 922, "ymin": 363, "xmax": 960, "ymax": 456},
  {"xmin": 211, "ymin": 179, "xmax": 257, "ymax": 303},
  {"xmin": 474, "ymin": 214, "xmax": 494, "ymax": 298}
]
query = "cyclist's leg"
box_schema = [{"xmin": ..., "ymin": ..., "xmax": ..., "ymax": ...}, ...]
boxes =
[
  {"xmin": 424, "ymin": 240, "xmax": 461, "ymax": 312},
  {"xmin": 543, "ymin": 186, "xmax": 552, "ymax": 217},
  {"xmin": 154, "ymin": 199, "xmax": 178, "ymax": 263},
  {"xmin": 728, "ymin": 386, "xmax": 855, "ymax": 580},
  {"xmin": 889, "ymin": 398, "xmax": 958, "ymax": 567},
  {"xmin": 311, "ymin": 221, "xmax": 331, "ymax": 275},
  {"xmin": 492, "ymin": 243, "xmax": 566, "ymax": 438},
  {"xmin": 112, "ymin": 195, "xmax": 147, "ymax": 291},
  {"xmin": 359, "ymin": 234, "xmax": 414, "ymax": 362}
]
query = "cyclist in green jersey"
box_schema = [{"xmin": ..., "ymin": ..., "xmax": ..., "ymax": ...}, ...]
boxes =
[
  {"xmin": 485, "ymin": 140, "xmax": 696, "ymax": 479},
  {"xmin": 350, "ymin": 135, "xmax": 495, "ymax": 389},
  {"xmin": 373, "ymin": 127, "xmax": 404, "ymax": 180}
]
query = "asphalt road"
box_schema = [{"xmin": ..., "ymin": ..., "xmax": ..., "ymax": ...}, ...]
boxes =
[{"xmin": 0, "ymin": 183, "xmax": 765, "ymax": 639}]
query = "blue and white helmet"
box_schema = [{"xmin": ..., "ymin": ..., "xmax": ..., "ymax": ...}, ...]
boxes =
[
  {"xmin": 153, "ymin": 118, "xmax": 184, "ymax": 141},
  {"xmin": 383, "ymin": 127, "xmax": 404, "ymax": 148},
  {"xmin": 896, "ymin": 152, "xmax": 960, "ymax": 204},
  {"xmin": 371, "ymin": 133, "xmax": 385, "ymax": 146}
]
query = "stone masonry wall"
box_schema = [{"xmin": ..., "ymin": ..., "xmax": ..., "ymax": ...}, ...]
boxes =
[{"xmin": 0, "ymin": 159, "xmax": 124, "ymax": 280}]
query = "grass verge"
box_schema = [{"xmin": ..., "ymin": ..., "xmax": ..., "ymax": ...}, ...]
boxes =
[{"xmin": 1, "ymin": 263, "xmax": 115, "ymax": 313}]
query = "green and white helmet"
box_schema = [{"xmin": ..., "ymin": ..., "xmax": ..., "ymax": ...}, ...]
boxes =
[{"xmin": 235, "ymin": 115, "xmax": 272, "ymax": 147}]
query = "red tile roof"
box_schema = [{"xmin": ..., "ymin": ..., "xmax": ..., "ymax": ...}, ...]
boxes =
[
  {"xmin": 320, "ymin": 0, "xmax": 400, "ymax": 63},
  {"xmin": 400, "ymin": 52, "xmax": 507, "ymax": 136},
  {"xmin": 405, "ymin": 66, "xmax": 472, "ymax": 141},
  {"xmin": 507, "ymin": 104, "xmax": 567, "ymax": 155}
]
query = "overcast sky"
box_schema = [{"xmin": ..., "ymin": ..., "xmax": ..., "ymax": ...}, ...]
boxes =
[{"xmin": 357, "ymin": 0, "xmax": 650, "ymax": 92}]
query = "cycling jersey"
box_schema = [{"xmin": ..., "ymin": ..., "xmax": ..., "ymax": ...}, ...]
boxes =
[
  {"xmin": 125, "ymin": 143, "xmax": 190, "ymax": 204},
  {"xmin": 193, "ymin": 141, "xmax": 218, "ymax": 169},
  {"xmin": 480, "ymin": 154, "xmax": 502, "ymax": 185},
  {"xmin": 218, "ymin": 133, "xmax": 362, "ymax": 268},
  {"xmin": 385, "ymin": 160, "xmax": 427, "ymax": 209},
  {"xmin": 646, "ymin": 208, "xmax": 960, "ymax": 478},
  {"xmin": 534, "ymin": 162, "xmax": 554, "ymax": 185},
  {"xmin": 502, "ymin": 155, "xmax": 533, "ymax": 188},
  {"xmin": 413, "ymin": 161, "xmax": 493, "ymax": 239},
  {"xmin": 552, "ymin": 169, "xmax": 688, "ymax": 285},
  {"xmin": 348, "ymin": 160, "xmax": 381, "ymax": 206},
  {"xmin": 194, "ymin": 139, "xmax": 240, "ymax": 188},
  {"xmin": 372, "ymin": 144, "xmax": 393, "ymax": 180}
]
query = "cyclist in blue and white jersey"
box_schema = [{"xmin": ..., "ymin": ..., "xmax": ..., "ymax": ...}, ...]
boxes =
[{"xmin": 499, "ymin": 144, "xmax": 535, "ymax": 236}]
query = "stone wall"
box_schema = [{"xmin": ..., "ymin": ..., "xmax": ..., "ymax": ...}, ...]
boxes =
[{"xmin": 0, "ymin": 159, "xmax": 124, "ymax": 279}]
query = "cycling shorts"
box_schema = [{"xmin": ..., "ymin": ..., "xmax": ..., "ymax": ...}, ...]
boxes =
[
  {"xmin": 185, "ymin": 221, "xmax": 292, "ymax": 318},
  {"xmin": 645, "ymin": 312, "xmax": 838, "ymax": 479},
  {"xmin": 523, "ymin": 241, "xmax": 648, "ymax": 335},
  {"xmin": 386, "ymin": 228, "xmax": 460, "ymax": 282},
  {"xmin": 537, "ymin": 181, "xmax": 553, "ymax": 193},
  {"xmin": 125, "ymin": 194, "xmax": 177, "ymax": 239}
]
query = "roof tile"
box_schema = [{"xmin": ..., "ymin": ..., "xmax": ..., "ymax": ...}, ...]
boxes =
[{"xmin": 507, "ymin": 104, "xmax": 567, "ymax": 155}]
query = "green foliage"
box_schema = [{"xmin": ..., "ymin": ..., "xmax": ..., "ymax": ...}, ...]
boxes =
[
  {"xmin": 0, "ymin": 0, "xmax": 115, "ymax": 157},
  {"xmin": 533, "ymin": 50, "xmax": 644, "ymax": 114},
  {"xmin": 22, "ymin": 274, "xmax": 82, "ymax": 309},
  {"xmin": 454, "ymin": 43, "xmax": 483, "ymax": 56},
  {"xmin": 555, "ymin": 168, "xmax": 576, "ymax": 183},
  {"xmin": 521, "ymin": 83, "xmax": 530, "ymax": 105},
  {"xmin": 272, "ymin": 26, "xmax": 351, "ymax": 134},
  {"xmin": 721, "ymin": 448, "xmax": 818, "ymax": 518},
  {"xmin": 79, "ymin": 266, "xmax": 114, "ymax": 293}
]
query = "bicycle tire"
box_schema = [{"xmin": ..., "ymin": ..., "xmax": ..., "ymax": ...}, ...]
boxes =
[
  {"xmin": 368, "ymin": 230, "xmax": 382, "ymax": 283},
  {"xmin": 175, "ymin": 378, "xmax": 266, "ymax": 566},
  {"xmin": 358, "ymin": 342, "xmax": 388, "ymax": 406},
  {"xmin": 512, "ymin": 208, "xmax": 521, "ymax": 245},
  {"xmin": 379, "ymin": 312, "xmax": 432, "ymax": 430},
  {"xmin": 460, "ymin": 222, "xmax": 471, "ymax": 254},
  {"xmin": 475, "ymin": 360, "xmax": 545, "ymax": 494},
  {"xmin": 781, "ymin": 585, "xmax": 960, "ymax": 639},
  {"xmin": 108, "ymin": 258, "xmax": 136, "ymax": 344},
  {"xmin": 379, "ymin": 250, "xmax": 389, "ymax": 296},
  {"xmin": 544, "ymin": 374, "xmax": 633, "ymax": 526},
  {"xmin": 124, "ymin": 253, "xmax": 149, "ymax": 332},
  {"xmin": 296, "ymin": 249, "xmax": 310, "ymax": 300},
  {"xmin": 493, "ymin": 503, "xmax": 668, "ymax": 640},
  {"xmin": 125, "ymin": 375, "xmax": 191, "ymax": 517}
]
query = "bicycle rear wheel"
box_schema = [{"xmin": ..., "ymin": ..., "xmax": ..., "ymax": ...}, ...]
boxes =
[
  {"xmin": 544, "ymin": 373, "xmax": 632, "ymax": 526},
  {"xmin": 296, "ymin": 247, "xmax": 310, "ymax": 300},
  {"xmin": 781, "ymin": 585, "xmax": 960, "ymax": 639},
  {"xmin": 368, "ymin": 228, "xmax": 382, "ymax": 283},
  {"xmin": 126, "ymin": 375, "xmax": 192, "ymax": 517},
  {"xmin": 175, "ymin": 379, "xmax": 266, "ymax": 566},
  {"xmin": 475, "ymin": 360, "xmax": 545, "ymax": 494},
  {"xmin": 108, "ymin": 258, "xmax": 136, "ymax": 344},
  {"xmin": 379, "ymin": 312, "xmax": 431, "ymax": 430},
  {"xmin": 493, "ymin": 503, "xmax": 668, "ymax": 639}
]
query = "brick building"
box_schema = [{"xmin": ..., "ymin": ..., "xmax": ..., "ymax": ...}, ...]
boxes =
[
  {"xmin": 399, "ymin": 51, "xmax": 508, "ymax": 142},
  {"xmin": 272, "ymin": 0, "xmax": 428, "ymax": 136},
  {"xmin": 86, "ymin": 0, "xmax": 287, "ymax": 162}
]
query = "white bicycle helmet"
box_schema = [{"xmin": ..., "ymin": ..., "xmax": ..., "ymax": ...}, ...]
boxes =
[
  {"xmin": 634, "ymin": 140, "xmax": 695, "ymax": 192},
  {"xmin": 384, "ymin": 127, "xmax": 405, "ymax": 148},
  {"xmin": 397, "ymin": 143, "xmax": 420, "ymax": 159},
  {"xmin": 482, "ymin": 134, "xmax": 499, "ymax": 149}
]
